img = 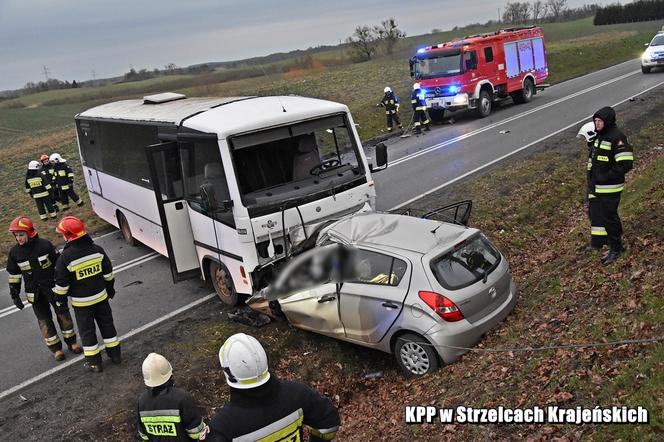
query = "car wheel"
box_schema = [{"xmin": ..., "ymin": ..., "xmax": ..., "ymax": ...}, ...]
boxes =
[
  {"xmin": 394, "ymin": 333, "xmax": 440, "ymax": 377},
  {"xmin": 476, "ymin": 90, "xmax": 492, "ymax": 118},
  {"xmin": 117, "ymin": 211, "xmax": 136, "ymax": 246},
  {"xmin": 209, "ymin": 261, "xmax": 239, "ymax": 306},
  {"xmin": 641, "ymin": 66, "xmax": 651, "ymax": 74}
]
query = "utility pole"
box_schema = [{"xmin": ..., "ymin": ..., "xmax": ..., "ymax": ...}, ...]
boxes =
[
  {"xmin": 91, "ymin": 70, "xmax": 96, "ymax": 86},
  {"xmin": 498, "ymin": 8, "xmax": 501, "ymax": 23},
  {"xmin": 42, "ymin": 65, "xmax": 50, "ymax": 81}
]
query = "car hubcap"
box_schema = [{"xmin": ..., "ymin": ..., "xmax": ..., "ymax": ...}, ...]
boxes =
[
  {"xmin": 400, "ymin": 342, "xmax": 430, "ymax": 375},
  {"xmin": 214, "ymin": 267, "xmax": 232, "ymax": 300},
  {"xmin": 481, "ymin": 98, "xmax": 490, "ymax": 114}
]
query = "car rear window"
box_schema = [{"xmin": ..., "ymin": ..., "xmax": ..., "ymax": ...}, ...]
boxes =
[{"xmin": 430, "ymin": 234, "xmax": 501, "ymax": 289}]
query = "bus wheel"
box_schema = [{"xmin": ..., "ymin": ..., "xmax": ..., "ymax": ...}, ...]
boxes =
[
  {"xmin": 117, "ymin": 212, "xmax": 136, "ymax": 246},
  {"xmin": 209, "ymin": 261, "xmax": 239, "ymax": 306}
]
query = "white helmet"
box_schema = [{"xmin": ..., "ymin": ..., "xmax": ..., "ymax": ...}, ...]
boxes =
[
  {"xmin": 576, "ymin": 121, "xmax": 596, "ymax": 143},
  {"xmin": 384, "ymin": 86, "xmax": 392, "ymax": 93},
  {"xmin": 49, "ymin": 153, "xmax": 64, "ymax": 163},
  {"xmin": 28, "ymin": 160, "xmax": 40, "ymax": 170},
  {"xmin": 142, "ymin": 353, "xmax": 173, "ymax": 387},
  {"xmin": 413, "ymin": 83, "xmax": 421, "ymax": 90},
  {"xmin": 218, "ymin": 333, "xmax": 270, "ymax": 389}
]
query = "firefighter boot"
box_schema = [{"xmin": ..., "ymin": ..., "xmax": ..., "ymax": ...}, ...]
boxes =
[
  {"xmin": 54, "ymin": 350, "xmax": 66, "ymax": 361},
  {"xmin": 84, "ymin": 362, "xmax": 103, "ymax": 373},
  {"xmin": 68, "ymin": 342, "xmax": 83, "ymax": 354},
  {"xmin": 601, "ymin": 244, "xmax": 625, "ymax": 266}
]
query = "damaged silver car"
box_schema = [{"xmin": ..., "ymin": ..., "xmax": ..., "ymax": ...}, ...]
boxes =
[{"xmin": 251, "ymin": 202, "xmax": 518, "ymax": 376}]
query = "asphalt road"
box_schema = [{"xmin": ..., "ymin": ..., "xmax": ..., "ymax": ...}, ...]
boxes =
[{"xmin": 1, "ymin": 58, "xmax": 663, "ymax": 395}]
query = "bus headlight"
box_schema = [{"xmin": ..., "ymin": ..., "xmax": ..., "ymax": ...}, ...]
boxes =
[{"xmin": 453, "ymin": 93, "xmax": 468, "ymax": 105}]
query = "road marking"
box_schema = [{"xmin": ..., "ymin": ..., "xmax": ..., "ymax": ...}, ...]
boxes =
[
  {"xmin": 389, "ymin": 78, "xmax": 664, "ymax": 211},
  {"xmin": 388, "ymin": 69, "xmax": 640, "ymax": 168},
  {"xmin": 0, "ymin": 293, "xmax": 217, "ymax": 400},
  {"xmin": 0, "ymin": 252, "xmax": 161, "ymax": 319}
]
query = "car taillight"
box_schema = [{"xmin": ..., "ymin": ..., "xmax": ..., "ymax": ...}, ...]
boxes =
[{"xmin": 418, "ymin": 291, "xmax": 464, "ymax": 322}]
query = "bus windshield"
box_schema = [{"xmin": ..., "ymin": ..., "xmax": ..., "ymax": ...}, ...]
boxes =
[
  {"xmin": 415, "ymin": 49, "xmax": 462, "ymax": 79},
  {"xmin": 229, "ymin": 114, "xmax": 364, "ymax": 212}
]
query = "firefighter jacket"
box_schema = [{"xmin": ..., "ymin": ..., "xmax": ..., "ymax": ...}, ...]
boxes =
[
  {"xmin": 379, "ymin": 92, "xmax": 400, "ymax": 114},
  {"xmin": 588, "ymin": 107, "xmax": 634, "ymax": 197},
  {"xmin": 411, "ymin": 88, "xmax": 427, "ymax": 111},
  {"xmin": 53, "ymin": 162, "xmax": 75, "ymax": 190},
  {"xmin": 25, "ymin": 169, "xmax": 52, "ymax": 199},
  {"xmin": 137, "ymin": 384, "xmax": 206, "ymax": 441},
  {"xmin": 40, "ymin": 163, "xmax": 56, "ymax": 186},
  {"xmin": 203, "ymin": 377, "xmax": 340, "ymax": 442},
  {"xmin": 54, "ymin": 235, "xmax": 114, "ymax": 307},
  {"xmin": 7, "ymin": 235, "xmax": 59, "ymax": 303}
]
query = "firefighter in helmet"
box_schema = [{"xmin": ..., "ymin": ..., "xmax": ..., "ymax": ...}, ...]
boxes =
[
  {"xmin": 6, "ymin": 216, "xmax": 81, "ymax": 360},
  {"xmin": 411, "ymin": 83, "xmax": 431, "ymax": 133},
  {"xmin": 137, "ymin": 353, "xmax": 207, "ymax": 441},
  {"xmin": 50, "ymin": 153, "xmax": 84, "ymax": 210},
  {"xmin": 54, "ymin": 216, "xmax": 120, "ymax": 372},
  {"xmin": 25, "ymin": 160, "xmax": 57, "ymax": 220},
  {"xmin": 586, "ymin": 106, "xmax": 634, "ymax": 265},
  {"xmin": 377, "ymin": 86, "xmax": 403, "ymax": 132},
  {"xmin": 39, "ymin": 153, "xmax": 59, "ymax": 206},
  {"xmin": 203, "ymin": 333, "xmax": 340, "ymax": 441}
]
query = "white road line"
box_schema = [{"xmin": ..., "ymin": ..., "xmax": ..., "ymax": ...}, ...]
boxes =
[
  {"xmin": 388, "ymin": 69, "xmax": 640, "ymax": 168},
  {"xmin": 0, "ymin": 252, "xmax": 161, "ymax": 319},
  {"xmin": 0, "ymin": 293, "xmax": 217, "ymax": 400},
  {"xmin": 389, "ymin": 78, "xmax": 664, "ymax": 211}
]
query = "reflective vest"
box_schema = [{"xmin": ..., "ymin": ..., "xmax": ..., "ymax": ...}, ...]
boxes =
[
  {"xmin": 380, "ymin": 92, "xmax": 400, "ymax": 114},
  {"xmin": 25, "ymin": 169, "xmax": 52, "ymax": 199},
  {"xmin": 7, "ymin": 236, "xmax": 59, "ymax": 303},
  {"xmin": 137, "ymin": 385, "xmax": 206, "ymax": 441},
  {"xmin": 411, "ymin": 89, "xmax": 427, "ymax": 111},
  {"xmin": 589, "ymin": 127, "xmax": 634, "ymax": 196},
  {"xmin": 53, "ymin": 162, "xmax": 74, "ymax": 190}
]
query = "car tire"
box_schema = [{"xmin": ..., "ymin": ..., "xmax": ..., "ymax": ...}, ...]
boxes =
[
  {"xmin": 476, "ymin": 90, "xmax": 492, "ymax": 118},
  {"xmin": 209, "ymin": 261, "xmax": 239, "ymax": 306},
  {"xmin": 117, "ymin": 211, "xmax": 137, "ymax": 246},
  {"xmin": 513, "ymin": 78, "xmax": 534, "ymax": 104},
  {"xmin": 641, "ymin": 66, "xmax": 651, "ymax": 74},
  {"xmin": 428, "ymin": 108, "xmax": 445, "ymax": 123},
  {"xmin": 394, "ymin": 333, "xmax": 440, "ymax": 377}
]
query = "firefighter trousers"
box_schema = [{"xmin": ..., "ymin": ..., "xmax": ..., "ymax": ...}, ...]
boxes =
[
  {"xmin": 73, "ymin": 300, "xmax": 121, "ymax": 365},
  {"xmin": 413, "ymin": 109, "xmax": 430, "ymax": 131},
  {"xmin": 598, "ymin": 193, "xmax": 623, "ymax": 248},
  {"xmin": 32, "ymin": 291, "xmax": 77, "ymax": 353},
  {"xmin": 34, "ymin": 196, "xmax": 57, "ymax": 220},
  {"xmin": 58, "ymin": 187, "xmax": 83, "ymax": 209},
  {"xmin": 588, "ymin": 198, "xmax": 608, "ymax": 248},
  {"xmin": 386, "ymin": 113, "xmax": 401, "ymax": 130}
]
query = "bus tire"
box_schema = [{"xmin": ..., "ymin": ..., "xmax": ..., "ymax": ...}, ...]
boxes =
[
  {"xmin": 209, "ymin": 261, "xmax": 239, "ymax": 306},
  {"xmin": 117, "ymin": 211, "xmax": 137, "ymax": 246}
]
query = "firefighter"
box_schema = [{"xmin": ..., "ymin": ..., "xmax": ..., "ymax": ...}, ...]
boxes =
[
  {"xmin": 576, "ymin": 121, "xmax": 606, "ymax": 253},
  {"xmin": 588, "ymin": 106, "xmax": 634, "ymax": 265},
  {"xmin": 54, "ymin": 216, "xmax": 120, "ymax": 372},
  {"xmin": 50, "ymin": 153, "xmax": 84, "ymax": 210},
  {"xmin": 25, "ymin": 160, "xmax": 57, "ymax": 220},
  {"xmin": 411, "ymin": 83, "xmax": 431, "ymax": 133},
  {"xmin": 137, "ymin": 353, "xmax": 207, "ymax": 441},
  {"xmin": 203, "ymin": 333, "xmax": 340, "ymax": 441},
  {"xmin": 6, "ymin": 216, "xmax": 81, "ymax": 361},
  {"xmin": 377, "ymin": 86, "xmax": 403, "ymax": 132},
  {"xmin": 39, "ymin": 153, "xmax": 60, "ymax": 206}
]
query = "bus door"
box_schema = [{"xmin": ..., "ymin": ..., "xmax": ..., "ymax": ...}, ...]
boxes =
[{"xmin": 145, "ymin": 142, "xmax": 200, "ymax": 282}]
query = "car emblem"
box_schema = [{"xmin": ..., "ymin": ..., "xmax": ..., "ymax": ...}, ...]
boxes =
[
  {"xmin": 488, "ymin": 287, "xmax": 497, "ymax": 299},
  {"xmin": 434, "ymin": 87, "xmax": 441, "ymax": 95}
]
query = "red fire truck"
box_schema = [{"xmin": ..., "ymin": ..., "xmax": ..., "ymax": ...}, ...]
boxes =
[{"xmin": 409, "ymin": 26, "xmax": 548, "ymax": 120}]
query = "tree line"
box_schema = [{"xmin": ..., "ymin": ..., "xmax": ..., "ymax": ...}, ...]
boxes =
[
  {"xmin": 594, "ymin": 0, "xmax": 664, "ymax": 25},
  {"xmin": 501, "ymin": 1, "xmax": 600, "ymax": 24},
  {"xmin": 23, "ymin": 78, "xmax": 79, "ymax": 93},
  {"xmin": 345, "ymin": 18, "xmax": 406, "ymax": 61}
]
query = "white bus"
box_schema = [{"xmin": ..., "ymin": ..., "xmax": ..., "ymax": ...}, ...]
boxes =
[{"xmin": 75, "ymin": 93, "xmax": 386, "ymax": 304}]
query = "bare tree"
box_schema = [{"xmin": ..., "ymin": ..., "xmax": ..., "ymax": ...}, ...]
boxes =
[
  {"xmin": 531, "ymin": 0, "xmax": 546, "ymax": 22},
  {"xmin": 503, "ymin": 2, "xmax": 532, "ymax": 24},
  {"xmin": 373, "ymin": 18, "xmax": 406, "ymax": 55},
  {"xmin": 346, "ymin": 26, "xmax": 379, "ymax": 61},
  {"xmin": 546, "ymin": 0, "xmax": 568, "ymax": 21}
]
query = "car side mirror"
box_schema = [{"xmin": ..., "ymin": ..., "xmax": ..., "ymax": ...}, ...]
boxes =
[
  {"xmin": 644, "ymin": 43, "xmax": 650, "ymax": 48},
  {"xmin": 370, "ymin": 142, "xmax": 388, "ymax": 173}
]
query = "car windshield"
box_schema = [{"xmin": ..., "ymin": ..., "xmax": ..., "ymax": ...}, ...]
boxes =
[
  {"xmin": 416, "ymin": 50, "xmax": 462, "ymax": 79},
  {"xmin": 430, "ymin": 234, "xmax": 501, "ymax": 290},
  {"xmin": 651, "ymin": 35, "xmax": 664, "ymax": 46},
  {"xmin": 229, "ymin": 114, "xmax": 364, "ymax": 210}
]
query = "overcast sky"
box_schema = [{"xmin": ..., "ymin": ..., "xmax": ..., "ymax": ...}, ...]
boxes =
[{"xmin": 1, "ymin": 0, "xmax": 611, "ymax": 91}]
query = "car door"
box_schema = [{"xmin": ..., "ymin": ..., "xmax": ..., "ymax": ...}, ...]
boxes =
[
  {"xmin": 271, "ymin": 245, "xmax": 345, "ymax": 339},
  {"xmin": 338, "ymin": 248, "xmax": 411, "ymax": 344}
]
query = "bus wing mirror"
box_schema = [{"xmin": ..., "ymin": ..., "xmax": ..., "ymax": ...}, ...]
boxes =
[
  {"xmin": 370, "ymin": 142, "xmax": 388, "ymax": 173},
  {"xmin": 199, "ymin": 183, "xmax": 218, "ymax": 212}
]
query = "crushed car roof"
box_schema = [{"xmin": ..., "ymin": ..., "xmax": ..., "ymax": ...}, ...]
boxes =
[{"xmin": 325, "ymin": 212, "xmax": 468, "ymax": 254}]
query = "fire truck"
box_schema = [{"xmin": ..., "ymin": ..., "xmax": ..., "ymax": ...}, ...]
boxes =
[{"xmin": 409, "ymin": 26, "xmax": 548, "ymax": 120}]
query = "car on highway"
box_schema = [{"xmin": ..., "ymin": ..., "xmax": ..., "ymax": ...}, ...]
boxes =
[
  {"xmin": 252, "ymin": 203, "xmax": 518, "ymax": 377},
  {"xmin": 641, "ymin": 32, "xmax": 664, "ymax": 73}
]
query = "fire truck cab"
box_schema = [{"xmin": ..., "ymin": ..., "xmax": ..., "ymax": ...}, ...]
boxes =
[{"xmin": 409, "ymin": 26, "xmax": 548, "ymax": 120}]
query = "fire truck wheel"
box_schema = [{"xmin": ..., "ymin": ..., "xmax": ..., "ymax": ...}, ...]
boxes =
[
  {"xmin": 209, "ymin": 261, "xmax": 239, "ymax": 306},
  {"xmin": 429, "ymin": 108, "xmax": 445, "ymax": 123},
  {"xmin": 476, "ymin": 90, "xmax": 492, "ymax": 118},
  {"xmin": 513, "ymin": 78, "xmax": 534, "ymax": 104}
]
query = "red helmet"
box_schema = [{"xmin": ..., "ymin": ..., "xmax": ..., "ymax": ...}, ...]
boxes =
[
  {"xmin": 9, "ymin": 216, "xmax": 37, "ymax": 238},
  {"xmin": 40, "ymin": 154, "xmax": 49, "ymax": 162},
  {"xmin": 56, "ymin": 216, "xmax": 86, "ymax": 241}
]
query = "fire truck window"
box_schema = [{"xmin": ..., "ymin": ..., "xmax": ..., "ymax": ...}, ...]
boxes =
[
  {"xmin": 483, "ymin": 47, "xmax": 494, "ymax": 62},
  {"xmin": 464, "ymin": 51, "xmax": 478, "ymax": 70}
]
